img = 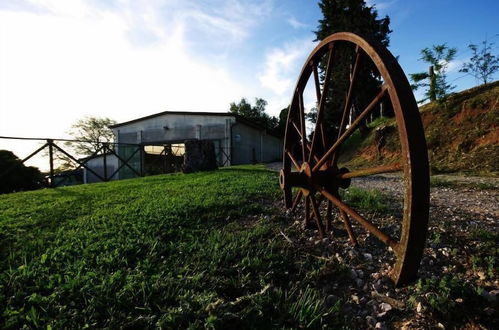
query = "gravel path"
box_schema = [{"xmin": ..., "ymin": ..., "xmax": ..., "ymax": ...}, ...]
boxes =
[
  {"xmin": 268, "ymin": 162, "xmax": 498, "ymax": 328},
  {"xmin": 352, "ymin": 174, "xmax": 499, "ymax": 220}
]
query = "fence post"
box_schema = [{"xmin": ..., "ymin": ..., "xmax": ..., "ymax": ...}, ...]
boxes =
[
  {"xmin": 48, "ymin": 139, "xmax": 54, "ymax": 187},
  {"xmin": 103, "ymin": 143, "xmax": 108, "ymax": 181}
]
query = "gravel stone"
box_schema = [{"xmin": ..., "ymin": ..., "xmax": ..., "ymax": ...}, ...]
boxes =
[{"xmin": 380, "ymin": 302, "xmax": 392, "ymax": 312}]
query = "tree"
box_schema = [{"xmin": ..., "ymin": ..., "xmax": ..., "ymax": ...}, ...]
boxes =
[
  {"xmin": 276, "ymin": 107, "xmax": 289, "ymax": 136},
  {"xmin": 229, "ymin": 98, "xmax": 279, "ymax": 132},
  {"xmin": 66, "ymin": 116, "xmax": 117, "ymax": 156},
  {"xmin": 410, "ymin": 44, "xmax": 457, "ymax": 103},
  {"xmin": 50, "ymin": 116, "xmax": 117, "ymax": 170},
  {"xmin": 312, "ymin": 0, "xmax": 392, "ymax": 137},
  {"xmin": 460, "ymin": 39, "xmax": 499, "ymax": 85},
  {"xmin": 0, "ymin": 150, "xmax": 45, "ymax": 194}
]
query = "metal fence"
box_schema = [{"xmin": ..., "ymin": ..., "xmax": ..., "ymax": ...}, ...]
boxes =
[
  {"xmin": 0, "ymin": 136, "xmax": 232, "ymax": 190},
  {"xmin": 0, "ymin": 136, "xmax": 142, "ymax": 188}
]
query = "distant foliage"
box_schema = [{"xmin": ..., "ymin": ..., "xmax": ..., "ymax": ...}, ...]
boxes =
[
  {"xmin": 229, "ymin": 98, "xmax": 280, "ymax": 133},
  {"xmin": 0, "ymin": 150, "xmax": 45, "ymax": 194},
  {"xmin": 460, "ymin": 39, "xmax": 499, "ymax": 85},
  {"xmin": 410, "ymin": 44, "xmax": 457, "ymax": 103}
]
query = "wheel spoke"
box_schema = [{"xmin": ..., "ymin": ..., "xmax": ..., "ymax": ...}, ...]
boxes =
[
  {"xmin": 310, "ymin": 194, "xmax": 325, "ymax": 221},
  {"xmin": 312, "ymin": 64, "xmax": 321, "ymax": 102},
  {"xmin": 309, "ymin": 195, "xmax": 326, "ymax": 238},
  {"xmin": 298, "ymin": 93, "xmax": 307, "ymax": 161},
  {"xmin": 305, "ymin": 143, "xmax": 321, "ymax": 163},
  {"xmin": 291, "ymin": 190, "xmax": 303, "ymax": 213},
  {"xmin": 286, "ymin": 151, "xmax": 301, "ymax": 171},
  {"xmin": 320, "ymin": 124, "xmax": 328, "ymax": 151},
  {"xmin": 289, "ymin": 122, "xmax": 320, "ymax": 163},
  {"xmin": 326, "ymin": 201, "xmax": 333, "ymax": 232},
  {"xmin": 339, "ymin": 208, "xmax": 358, "ymax": 246},
  {"xmin": 317, "ymin": 187, "xmax": 399, "ymax": 251},
  {"xmin": 309, "ymin": 46, "xmax": 335, "ymax": 163},
  {"xmin": 304, "ymin": 195, "xmax": 311, "ymax": 227},
  {"xmin": 338, "ymin": 162, "xmax": 402, "ymax": 179},
  {"xmin": 291, "ymin": 120, "xmax": 302, "ymax": 137},
  {"xmin": 330, "ymin": 47, "xmax": 363, "ymax": 167},
  {"xmin": 312, "ymin": 84, "xmax": 388, "ymax": 172}
]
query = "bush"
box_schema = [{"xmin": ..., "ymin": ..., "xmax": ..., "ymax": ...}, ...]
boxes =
[{"xmin": 0, "ymin": 150, "xmax": 45, "ymax": 194}]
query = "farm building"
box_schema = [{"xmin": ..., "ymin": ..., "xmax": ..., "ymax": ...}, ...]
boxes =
[{"xmin": 82, "ymin": 111, "xmax": 283, "ymax": 182}]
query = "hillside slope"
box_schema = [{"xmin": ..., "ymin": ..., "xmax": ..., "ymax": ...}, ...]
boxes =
[{"xmin": 344, "ymin": 81, "xmax": 499, "ymax": 176}]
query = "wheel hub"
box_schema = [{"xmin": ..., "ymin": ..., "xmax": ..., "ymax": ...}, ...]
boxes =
[{"xmin": 279, "ymin": 165, "xmax": 351, "ymax": 193}]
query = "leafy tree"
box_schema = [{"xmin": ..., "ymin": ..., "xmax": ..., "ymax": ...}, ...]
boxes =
[
  {"xmin": 49, "ymin": 116, "xmax": 117, "ymax": 170},
  {"xmin": 312, "ymin": 0, "xmax": 392, "ymax": 138},
  {"xmin": 0, "ymin": 150, "xmax": 45, "ymax": 194},
  {"xmin": 66, "ymin": 116, "xmax": 117, "ymax": 156},
  {"xmin": 229, "ymin": 98, "xmax": 279, "ymax": 132},
  {"xmin": 410, "ymin": 44, "xmax": 457, "ymax": 103},
  {"xmin": 276, "ymin": 107, "xmax": 289, "ymax": 136},
  {"xmin": 460, "ymin": 39, "xmax": 499, "ymax": 85}
]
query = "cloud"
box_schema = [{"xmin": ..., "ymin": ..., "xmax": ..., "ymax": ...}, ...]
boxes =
[
  {"xmin": 119, "ymin": 0, "xmax": 273, "ymax": 48},
  {"xmin": 1, "ymin": 0, "xmax": 299, "ymax": 166},
  {"xmin": 446, "ymin": 59, "xmax": 465, "ymax": 73},
  {"xmin": 258, "ymin": 39, "xmax": 315, "ymax": 96},
  {"xmin": 256, "ymin": 39, "xmax": 318, "ymax": 117},
  {"xmin": 0, "ymin": 1, "xmax": 256, "ymax": 145},
  {"xmin": 365, "ymin": 0, "xmax": 397, "ymax": 11},
  {"xmin": 287, "ymin": 16, "xmax": 308, "ymax": 29}
]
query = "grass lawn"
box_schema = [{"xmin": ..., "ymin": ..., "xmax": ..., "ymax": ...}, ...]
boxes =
[{"xmin": 0, "ymin": 165, "xmax": 349, "ymax": 329}]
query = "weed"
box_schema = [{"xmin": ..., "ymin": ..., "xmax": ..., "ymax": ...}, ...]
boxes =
[
  {"xmin": 431, "ymin": 232, "xmax": 441, "ymax": 245},
  {"xmin": 413, "ymin": 275, "xmax": 489, "ymax": 322},
  {"xmin": 470, "ymin": 228, "xmax": 497, "ymax": 242}
]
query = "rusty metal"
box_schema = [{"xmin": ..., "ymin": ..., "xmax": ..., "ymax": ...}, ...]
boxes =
[{"xmin": 279, "ymin": 32, "xmax": 430, "ymax": 286}]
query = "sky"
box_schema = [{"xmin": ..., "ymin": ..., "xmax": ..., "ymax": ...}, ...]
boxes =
[{"xmin": 0, "ymin": 0, "xmax": 498, "ymax": 169}]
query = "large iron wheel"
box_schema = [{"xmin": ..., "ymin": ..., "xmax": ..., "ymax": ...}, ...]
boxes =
[{"xmin": 279, "ymin": 32, "xmax": 429, "ymax": 286}]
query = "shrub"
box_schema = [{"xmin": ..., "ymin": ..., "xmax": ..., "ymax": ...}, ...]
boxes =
[{"xmin": 0, "ymin": 150, "xmax": 45, "ymax": 194}]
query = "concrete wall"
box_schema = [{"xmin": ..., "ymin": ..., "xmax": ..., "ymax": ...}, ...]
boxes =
[
  {"xmin": 261, "ymin": 133, "xmax": 283, "ymax": 163},
  {"xmin": 231, "ymin": 123, "xmax": 282, "ymax": 165}
]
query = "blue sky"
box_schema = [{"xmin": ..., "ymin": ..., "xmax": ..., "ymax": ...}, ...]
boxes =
[{"xmin": 0, "ymin": 0, "xmax": 498, "ymax": 166}]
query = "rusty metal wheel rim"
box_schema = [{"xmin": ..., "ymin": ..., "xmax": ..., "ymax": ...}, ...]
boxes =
[{"xmin": 280, "ymin": 32, "xmax": 430, "ymax": 286}]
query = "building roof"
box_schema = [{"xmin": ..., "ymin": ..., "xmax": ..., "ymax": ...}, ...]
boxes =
[{"xmin": 110, "ymin": 110, "xmax": 284, "ymax": 138}]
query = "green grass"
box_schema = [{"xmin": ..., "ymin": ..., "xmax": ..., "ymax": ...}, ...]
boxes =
[
  {"xmin": 367, "ymin": 116, "xmax": 394, "ymax": 128},
  {"xmin": 340, "ymin": 186, "xmax": 389, "ymax": 214},
  {"xmin": 0, "ymin": 165, "xmax": 349, "ymax": 328}
]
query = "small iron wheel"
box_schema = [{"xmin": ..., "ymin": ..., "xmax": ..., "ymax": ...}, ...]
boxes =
[{"xmin": 279, "ymin": 32, "xmax": 430, "ymax": 286}]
